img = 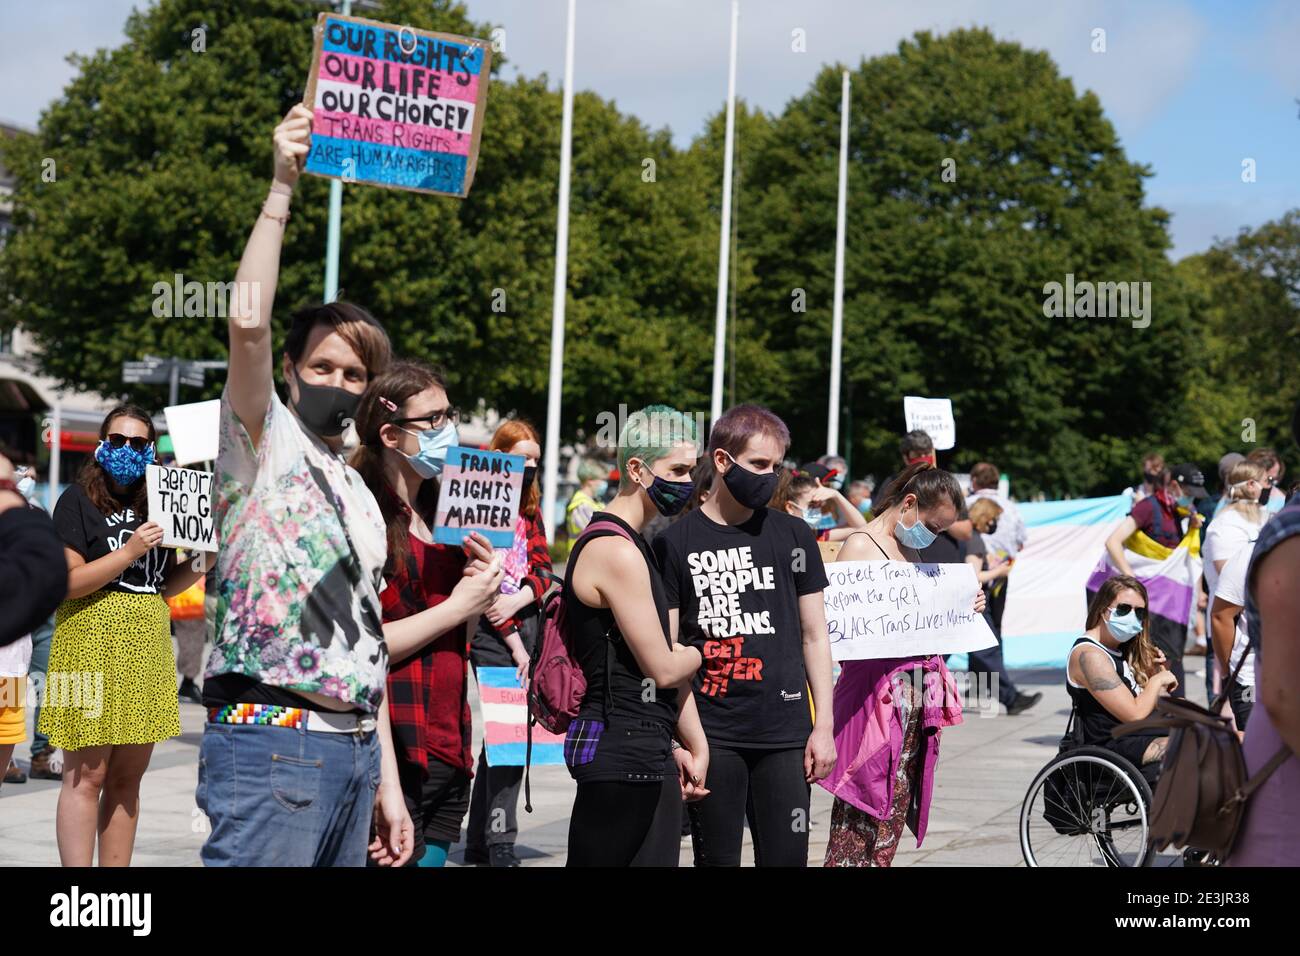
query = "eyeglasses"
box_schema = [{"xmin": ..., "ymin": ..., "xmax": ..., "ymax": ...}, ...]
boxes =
[
  {"xmin": 105, "ymin": 433, "xmax": 152, "ymax": 453},
  {"xmin": 393, "ymin": 407, "xmax": 460, "ymax": 430},
  {"xmin": 1112, "ymin": 603, "xmax": 1147, "ymax": 622}
]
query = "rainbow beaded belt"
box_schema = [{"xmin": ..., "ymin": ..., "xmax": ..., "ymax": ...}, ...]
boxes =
[
  {"xmin": 207, "ymin": 703, "xmax": 378, "ymax": 734},
  {"xmin": 208, "ymin": 703, "xmax": 304, "ymax": 728}
]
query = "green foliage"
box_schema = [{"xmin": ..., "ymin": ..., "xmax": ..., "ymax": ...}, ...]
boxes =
[{"xmin": 3, "ymin": 12, "xmax": 1290, "ymax": 498}]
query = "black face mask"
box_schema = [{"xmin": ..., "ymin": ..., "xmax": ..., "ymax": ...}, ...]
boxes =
[
  {"xmin": 523, "ymin": 465, "xmax": 538, "ymax": 488},
  {"xmin": 1259, "ymin": 483, "xmax": 1273, "ymax": 506},
  {"xmin": 292, "ymin": 368, "xmax": 361, "ymax": 438},
  {"xmin": 721, "ymin": 452, "xmax": 780, "ymax": 510},
  {"xmin": 1143, "ymin": 471, "xmax": 1162, "ymax": 487}
]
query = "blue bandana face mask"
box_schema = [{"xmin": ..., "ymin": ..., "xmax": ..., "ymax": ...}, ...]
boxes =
[
  {"xmin": 634, "ymin": 459, "xmax": 693, "ymax": 517},
  {"xmin": 398, "ymin": 422, "xmax": 458, "ymax": 480},
  {"xmin": 895, "ymin": 503, "xmax": 937, "ymax": 550},
  {"xmin": 95, "ymin": 439, "xmax": 154, "ymax": 485}
]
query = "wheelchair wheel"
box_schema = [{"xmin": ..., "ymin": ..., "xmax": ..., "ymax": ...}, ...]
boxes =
[{"xmin": 1020, "ymin": 746, "xmax": 1154, "ymax": 867}]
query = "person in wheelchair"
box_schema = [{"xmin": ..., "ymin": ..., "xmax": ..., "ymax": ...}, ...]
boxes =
[{"xmin": 1066, "ymin": 575, "xmax": 1178, "ymax": 774}]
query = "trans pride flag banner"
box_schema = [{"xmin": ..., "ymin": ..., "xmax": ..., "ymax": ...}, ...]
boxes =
[
  {"xmin": 996, "ymin": 493, "xmax": 1200, "ymax": 667},
  {"xmin": 475, "ymin": 667, "xmax": 564, "ymax": 767}
]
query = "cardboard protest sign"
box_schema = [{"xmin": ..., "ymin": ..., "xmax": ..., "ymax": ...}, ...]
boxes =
[
  {"xmin": 903, "ymin": 396, "xmax": 956, "ymax": 450},
  {"xmin": 823, "ymin": 561, "xmax": 996, "ymax": 660},
  {"xmin": 303, "ymin": 13, "xmax": 492, "ymax": 197},
  {"xmin": 476, "ymin": 667, "xmax": 564, "ymax": 767},
  {"xmin": 146, "ymin": 465, "xmax": 217, "ymax": 551},
  {"xmin": 163, "ymin": 400, "xmax": 220, "ymax": 466},
  {"xmin": 433, "ymin": 446, "xmax": 524, "ymax": 547}
]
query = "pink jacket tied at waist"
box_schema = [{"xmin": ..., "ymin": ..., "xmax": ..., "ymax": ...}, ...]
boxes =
[{"xmin": 818, "ymin": 655, "xmax": 963, "ymax": 847}]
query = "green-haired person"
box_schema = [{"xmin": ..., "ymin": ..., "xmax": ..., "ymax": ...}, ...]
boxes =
[
  {"xmin": 564, "ymin": 405, "xmax": 709, "ymax": 866},
  {"xmin": 566, "ymin": 459, "xmax": 609, "ymax": 537}
]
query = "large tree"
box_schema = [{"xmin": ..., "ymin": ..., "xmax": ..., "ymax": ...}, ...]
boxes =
[
  {"xmin": 0, "ymin": 0, "xmax": 720, "ymax": 439},
  {"xmin": 732, "ymin": 29, "xmax": 1195, "ymax": 496}
]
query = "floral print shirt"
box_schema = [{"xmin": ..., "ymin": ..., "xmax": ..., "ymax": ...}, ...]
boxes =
[{"xmin": 206, "ymin": 390, "xmax": 389, "ymax": 712}]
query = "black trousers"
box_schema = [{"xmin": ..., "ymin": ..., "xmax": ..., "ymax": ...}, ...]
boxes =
[
  {"xmin": 966, "ymin": 605, "xmax": 1018, "ymax": 708},
  {"xmin": 687, "ymin": 745, "xmax": 810, "ymax": 867},
  {"xmin": 567, "ymin": 759, "xmax": 682, "ymax": 867}
]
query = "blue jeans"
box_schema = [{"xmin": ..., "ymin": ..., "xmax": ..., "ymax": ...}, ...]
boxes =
[
  {"xmin": 196, "ymin": 721, "xmax": 380, "ymax": 867},
  {"xmin": 28, "ymin": 617, "xmax": 54, "ymax": 756}
]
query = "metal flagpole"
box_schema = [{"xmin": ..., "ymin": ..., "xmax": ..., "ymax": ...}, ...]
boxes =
[
  {"xmin": 322, "ymin": 0, "xmax": 353, "ymax": 302},
  {"xmin": 541, "ymin": 0, "xmax": 578, "ymax": 545},
  {"xmin": 826, "ymin": 69, "xmax": 850, "ymax": 457},
  {"xmin": 710, "ymin": 0, "xmax": 739, "ymax": 428}
]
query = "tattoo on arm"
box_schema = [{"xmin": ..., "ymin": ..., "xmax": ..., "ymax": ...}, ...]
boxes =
[
  {"xmin": 1080, "ymin": 650, "xmax": 1123, "ymax": 693},
  {"xmin": 1142, "ymin": 737, "xmax": 1168, "ymax": 764}
]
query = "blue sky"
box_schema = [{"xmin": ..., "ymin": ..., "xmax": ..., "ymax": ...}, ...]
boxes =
[{"xmin": 2, "ymin": 0, "xmax": 1296, "ymax": 259}]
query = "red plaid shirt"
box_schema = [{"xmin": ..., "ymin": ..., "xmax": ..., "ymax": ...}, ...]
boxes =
[
  {"xmin": 379, "ymin": 486, "xmax": 473, "ymax": 775},
  {"xmin": 494, "ymin": 509, "xmax": 553, "ymax": 637}
]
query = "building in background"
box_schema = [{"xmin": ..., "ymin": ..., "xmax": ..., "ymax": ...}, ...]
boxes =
[{"xmin": 1, "ymin": 121, "xmax": 118, "ymax": 496}]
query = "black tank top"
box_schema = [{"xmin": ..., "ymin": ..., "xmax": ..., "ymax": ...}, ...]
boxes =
[
  {"xmin": 1065, "ymin": 636, "xmax": 1139, "ymax": 746},
  {"xmin": 564, "ymin": 512, "xmax": 678, "ymax": 728}
]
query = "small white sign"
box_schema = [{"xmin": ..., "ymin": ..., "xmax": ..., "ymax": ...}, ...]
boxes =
[
  {"xmin": 146, "ymin": 465, "xmax": 217, "ymax": 551},
  {"xmin": 823, "ymin": 560, "xmax": 996, "ymax": 660},
  {"xmin": 903, "ymin": 396, "xmax": 956, "ymax": 451},
  {"xmin": 163, "ymin": 400, "xmax": 220, "ymax": 466}
]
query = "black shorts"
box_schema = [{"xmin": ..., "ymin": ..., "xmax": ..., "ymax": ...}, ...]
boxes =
[
  {"xmin": 565, "ymin": 715, "xmax": 673, "ymax": 785},
  {"xmin": 399, "ymin": 757, "xmax": 472, "ymax": 852}
]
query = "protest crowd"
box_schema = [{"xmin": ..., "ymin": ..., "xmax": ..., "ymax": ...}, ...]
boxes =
[{"xmin": 1, "ymin": 98, "xmax": 1298, "ymax": 871}]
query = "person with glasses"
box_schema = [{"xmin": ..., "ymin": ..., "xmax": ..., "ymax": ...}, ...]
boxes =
[
  {"xmin": 653, "ymin": 403, "xmax": 837, "ymax": 867},
  {"xmin": 351, "ymin": 360, "xmax": 505, "ymax": 867},
  {"xmin": 465, "ymin": 418, "xmax": 553, "ymax": 867},
  {"xmin": 1066, "ymin": 575, "xmax": 1177, "ymax": 770},
  {"xmin": 39, "ymin": 405, "xmax": 207, "ymax": 865}
]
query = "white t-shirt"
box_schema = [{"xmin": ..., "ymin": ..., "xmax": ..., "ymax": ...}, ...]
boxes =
[
  {"xmin": 1212, "ymin": 547, "xmax": 1255, "ymax": 687},
  {"xmin": 0, "ymin": 634, "xmax": 32, "ymax": 679},
  {"xmin": 1202, "ymin": 507, "xmax": 1265, "ymax": 599}
]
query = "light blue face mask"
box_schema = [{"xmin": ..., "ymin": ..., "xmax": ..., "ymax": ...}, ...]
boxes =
[
  {"xmin": 1106, "ymin": 607, "xmax": 1144, "ymax": 643},
  {"xmin": 895, "ymin": 505, "xmax": 937, "ymax": 549},
  {"xmin": 399, "ymin": 422, "xmax": 458, "ymax": 479},
  {"xmin": 17, "ymin": 475, "xmax": 37, "ymax": 500},
  {"xmin": 802, "ymin": 507, "xmax": 824, "ymax": 529},
  {"xmin": 593, "ymin": 479, "xmax": 608, "ymax": 498},
  {"xmin": 1176, "ymin": 495, "xmax": 1194, "ymax": 511},
  {"xmin": 857, "ymin": 498, "xmax": 872, "ymax": 515}
]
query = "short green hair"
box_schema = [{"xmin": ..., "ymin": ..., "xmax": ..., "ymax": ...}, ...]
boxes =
[
  {"xmin": 577, "ymin": 459, "xmax": 607, "ymax": 482},
  {"xmin": 618, "ymin": 404, "xmax": 701, "ymax": 490}
]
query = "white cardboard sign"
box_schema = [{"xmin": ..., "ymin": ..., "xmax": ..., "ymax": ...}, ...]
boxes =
[
  {"xmin": 823, "ymin": 560, "xmax": 996, "ymax": 660},
  {"xmin": 903, "ymin": 396, "xmax": 956, "ymax": 451},
  {"xmin": 163, "ymin": 400, "xmax": 220, "ymax": 466},
  {"xmin": 146, "ymin": 465, "xmax": 218, "ymax": 551}
]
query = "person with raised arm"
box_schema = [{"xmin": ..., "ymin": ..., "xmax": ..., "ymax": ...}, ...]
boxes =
[{"xmin": 198, "ymin": 103, "xmax": 413, "ymax": 867}]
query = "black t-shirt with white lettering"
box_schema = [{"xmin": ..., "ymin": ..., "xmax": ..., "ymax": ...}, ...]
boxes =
[
  {"xmin": 653, "ymin": 506, "xmax": 828, "ymax": 749},
  {"xmin": 52, "ymin": 483, "xmax": 169, "ymax": 594}
]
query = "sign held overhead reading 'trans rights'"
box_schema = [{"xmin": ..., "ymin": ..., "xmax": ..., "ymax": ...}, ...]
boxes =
[{"xmin": 303, "ymin": 14, "xmax": 492, "ymax": 197}]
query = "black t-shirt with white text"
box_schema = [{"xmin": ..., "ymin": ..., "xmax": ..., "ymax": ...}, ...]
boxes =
[
  {"xmin": 52, "ymin": 483, "xmax": 169, "ymax": 594},
  {"xmin": 653, "ymin": 506, "xmax": 828, "ymax": 749}
]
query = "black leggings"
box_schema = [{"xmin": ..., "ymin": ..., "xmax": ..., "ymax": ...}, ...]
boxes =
[
  {"xmin": 688, "ymin": 745, "xmax": 810, "ymax": 867},
  {"xmin": 567, "ymin": 766, "xmax": 682, "ymax": 866}
]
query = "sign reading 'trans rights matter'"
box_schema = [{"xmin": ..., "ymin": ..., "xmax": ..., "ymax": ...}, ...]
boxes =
[{"xmin": 303, "ymin": 14, "xmax": 492, "ymax": 197}]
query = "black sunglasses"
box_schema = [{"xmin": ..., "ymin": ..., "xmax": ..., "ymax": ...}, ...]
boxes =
[
  {"xmin": 1113, "ymin": 603, "xmax": 1147, "ymax": 622},
  {"xmin": 105, "ymin": 432, "xmax": 151, "ymax": 453}
]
